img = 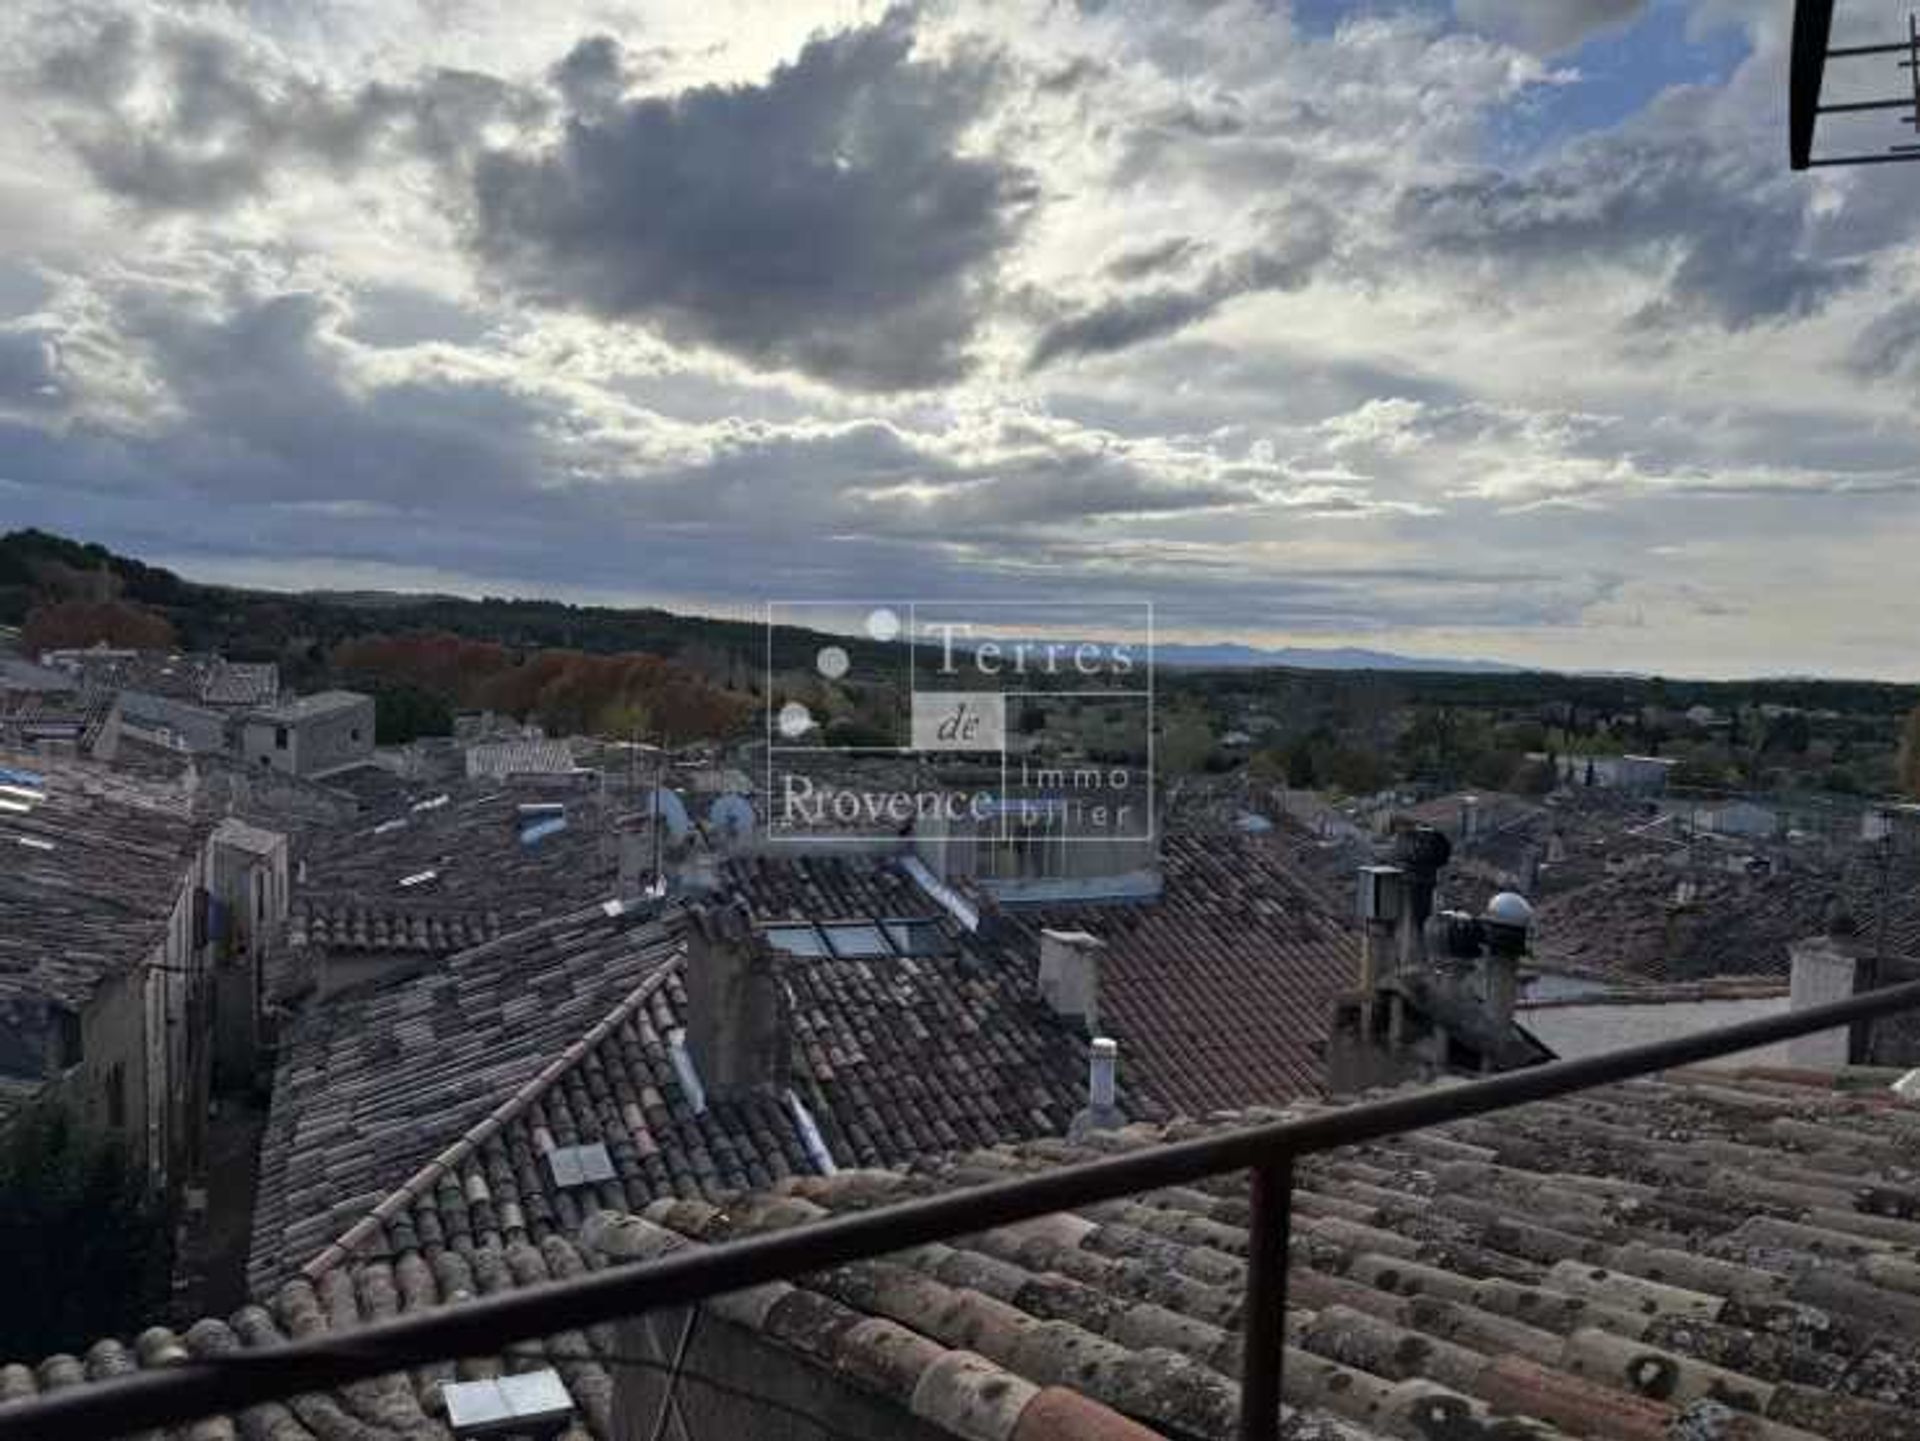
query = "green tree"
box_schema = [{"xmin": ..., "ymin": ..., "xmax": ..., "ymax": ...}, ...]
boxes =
[
  {"xmin": 0, "ymin": 1100, "xmax": 170, "ymax": 1358},
  {"xmin": 1159, "ymin": 709, "xmax": 1216, "ymax": 776}
]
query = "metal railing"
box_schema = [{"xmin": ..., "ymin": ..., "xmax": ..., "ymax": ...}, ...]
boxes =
[{"xmin": 8, "ymin": 975, "xmax": 1920, "ymax": 1441}]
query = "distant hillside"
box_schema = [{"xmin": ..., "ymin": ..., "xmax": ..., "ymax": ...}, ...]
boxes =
[
  {"xmin": 1154, "ymin": 642, "xmax": 1528, "ymax": 674},
  {"xmin": 0, "ymin": 529, "xmax": 883, "ymax": 682}
]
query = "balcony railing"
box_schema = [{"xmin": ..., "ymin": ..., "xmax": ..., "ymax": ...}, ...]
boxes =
[{"xmin": 7, "ymin": 974, "xmax": 1920, "ymax": 1441}]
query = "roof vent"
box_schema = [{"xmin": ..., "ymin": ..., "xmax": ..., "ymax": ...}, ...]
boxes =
[
  {"xmin": 398, "ymin": 869, "xmax": 438, "ymax": 888},
  {"xmin": 443, "ymin": 1370, "xmax": 574, "ymax": 1437},
  {"xmin": 1070, "ymin": 1037, "xmax": 1124, "ymax": 1138},
  {"xmin": 545, "ymin": 1142, "xmax": 616, "ymax": 1189}
]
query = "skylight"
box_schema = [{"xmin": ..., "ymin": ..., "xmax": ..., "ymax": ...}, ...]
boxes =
[
  {"xmin": 821, "ymin": 922, "xmax": 890, "ymax": 958},
  {"xmin": 765, "ymin": 924, "xmax": 830, "ymax": 957},
  {"xmin": 884, "ymin": 918, "xmax": 947, "ymax": 957}
]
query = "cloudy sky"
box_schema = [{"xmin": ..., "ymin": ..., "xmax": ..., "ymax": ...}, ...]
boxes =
[{"xmin": 1, "ymin": 0, "xmax": 1917, "ymax": 678}]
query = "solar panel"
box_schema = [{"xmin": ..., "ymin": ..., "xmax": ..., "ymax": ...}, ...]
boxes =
[
  {"xmin": 576, "ymin": 1142, "xmax": 615, "ymax": 1183},
  {"xmin": 547, "ymin": 1148, "xmax": 583, "ymax": 1187},
  {"xmin": 546, "ymin": 1142, "xmax": 616, "ymax": 1189},
  {"xmin": 444, "ymin": 1370, "xmax": 574, "ymax": 1437}
]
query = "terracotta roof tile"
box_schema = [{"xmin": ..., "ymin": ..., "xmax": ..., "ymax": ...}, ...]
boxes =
[{"xmin": 999, "ymin": 832, "xmax": 1358, "ymax": 1111}]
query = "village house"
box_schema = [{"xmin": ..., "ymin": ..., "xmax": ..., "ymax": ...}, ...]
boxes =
[
  {"xmin": 0, "ymin": 754, "xmax": 287, "ymax": 1195},
  {"xmin": 237, "ymin": 690, "xmax": 376, "ymax": 779}
]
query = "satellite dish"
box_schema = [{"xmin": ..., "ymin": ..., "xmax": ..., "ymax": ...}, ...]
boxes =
[
  {"xmin": 708, "ymin": 792, "xmax": 755, "ymax": 843},
  {"xmin": 643, "ymin": 786, "xmax": 692, "ymax": 840}
]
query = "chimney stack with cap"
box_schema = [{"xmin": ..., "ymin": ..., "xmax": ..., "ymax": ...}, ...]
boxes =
[
  {"xmin": 1479, "ymin": 892, "xmax": 1533, "ymax": 1032},
  {"xmin": 685, "ymin": 901, "xmax": 788, "ymax": 1099},
  {"xmin": 1038, "ymin": 928, "xmax": 1104, "ymax": 1032}
]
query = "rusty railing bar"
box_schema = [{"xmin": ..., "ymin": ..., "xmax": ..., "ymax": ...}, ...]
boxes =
[{"xmin": 1238, "ymin": 1158, "xmax": 1296, "ymax": 1441}]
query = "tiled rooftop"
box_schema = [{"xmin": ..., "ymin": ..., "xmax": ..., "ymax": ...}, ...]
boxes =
[
  {"xmin": 1532, "ymin": 863, "xmax": 1920, "ymax": 984},
  {"xmin": 0, "ymin": 751, "xmax": 205, "ymax": 1009},
  {"xmin": 30, "ymin": 1065, "xmax": 1920, "ymax": 1440},
  {"xmin": 609, "ymin": 1063, "xmax": 1920, "ymax": 1440},
  {"xmin": 41, "ymin": 649, "xmax": 278, "ymax": 708},
  {"xmin": 250, "ymin": 898, "xmax": 685, "ymax": 1292},
  {"xmin": 295, "ymin": 780, "xmax": 618, "ymax": 924},
  {"xmin": 288, "ymin": 896, "xmax": 505, "ymax": 958},
  {"xmin": 251, "ymin": 856, "xmax": 1129, "ymax": 1294},
  {"xmin": 251, "ymin": 689, "xmax": 368, "ymax": 723},
  {"xmin": 998, "ymin": 831, "xmax": 1360, "ymax": 1113},
  {"xmin": 3, "ymin": 1230, "xmax": 631, "ymax": 1439},
  {"xmin": 465, "ymin": 737, "xmax": 581, "ymax": 779}
]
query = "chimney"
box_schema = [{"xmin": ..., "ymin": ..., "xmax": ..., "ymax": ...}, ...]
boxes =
[
  {"xmin": 684, "ymin": 902, "xmax": 787, "ymax": 1100},
  {"xmin": 1391, "ymin": 826, "xmax": 1452, "ymax": 975},
  {"xmin": 1038, "ymin": 929, "xmax": 1103, "ymax": 1032},
  {"xmin": 1355, "ymin": 865, "xmax": 1404, "ymax": 989},
  {"xmin": 1069, "ymin": 1037, "xmax": 1124, "ymax": 1138}
]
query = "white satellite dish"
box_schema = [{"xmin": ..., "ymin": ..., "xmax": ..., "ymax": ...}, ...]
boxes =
[
  {"xmin": 643, "ymin": 786, "xmax": 692, "ymax": 840},
  {"xmin": 708, "ymin": 792, "xmax": 755, "ymax": 843}
]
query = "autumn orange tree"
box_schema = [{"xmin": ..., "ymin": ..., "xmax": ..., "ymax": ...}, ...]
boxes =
[
  {"xmin": 329, "ymin": 631, "xmax": 752, "ymax": 745},
  {"xmin": 20, "ymin": 600, "xmax": 176, "ymax": 655}
]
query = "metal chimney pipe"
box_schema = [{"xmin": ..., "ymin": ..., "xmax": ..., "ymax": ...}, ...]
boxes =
[{"xmin": 1089, "ymin": 1037, "xmax": 1118, "ymax": 1110}]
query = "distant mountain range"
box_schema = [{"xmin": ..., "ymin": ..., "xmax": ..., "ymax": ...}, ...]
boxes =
[{"xmin": 1150, "ymin": 642, "xmax": 1529, "ymax": 674}]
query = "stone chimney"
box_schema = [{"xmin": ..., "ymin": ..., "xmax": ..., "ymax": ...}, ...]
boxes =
[
  {"xmin": 1069, "ymin": 1037, "xmax": 1124, "ymax": 1138},
  {"xmin": 1787, "ymin": 907, "xmax": 1864, "ymax": 1070},
  {"xmin": 1038, "ymin": 929, "xmax": 1103, "ymax": 1032},
  {"xmin": 1391, "ymin": 825, "xmax": 1452, "ymax": 975},
  {"xmin": 684, "ymin": 902, "xmax": 788, "ymax": 1100},
  {"xmin": 1355, "ymin": 865, "xmax": 1404, "ymax": 990}
]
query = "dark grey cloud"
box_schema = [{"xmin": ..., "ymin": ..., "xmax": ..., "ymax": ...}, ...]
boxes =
[
  {"xmin": 1455, "ymin": 0, "xmax": 1647, "ymax": 54},
  {"xmin": 19, "ymin": 283, "xmax": 551, "ymax": 513},
  {"xmin": 549, "ymin": 35, "xmax": 631, "ymax": 118},
  {"xmin": 1103, "ymin": 236, "xmax": 1206, "ymax": 281},
  {"xmin": 1399, "ymin": 134, "xmax": 1868, "ymax": 330},
  {"xmin": 1029, "ymin": 209, "xmax": 1335, "ymax": 368},
  {"xmin": 1850, "ymin": 299, "xmax": 1920, "ymax": 383},
  {"xmin": 467, "ymin": 14, "xmax": 1033, "ymax": 390},
  {"xmin": 36, "ymin": 17, "xmax": 542, "ymax": 212}
]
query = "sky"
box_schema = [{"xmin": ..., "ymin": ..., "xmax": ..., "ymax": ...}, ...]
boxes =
[{"xmin": 0, "ymin": 0, "xmax": 1918, "ymax": 679}]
